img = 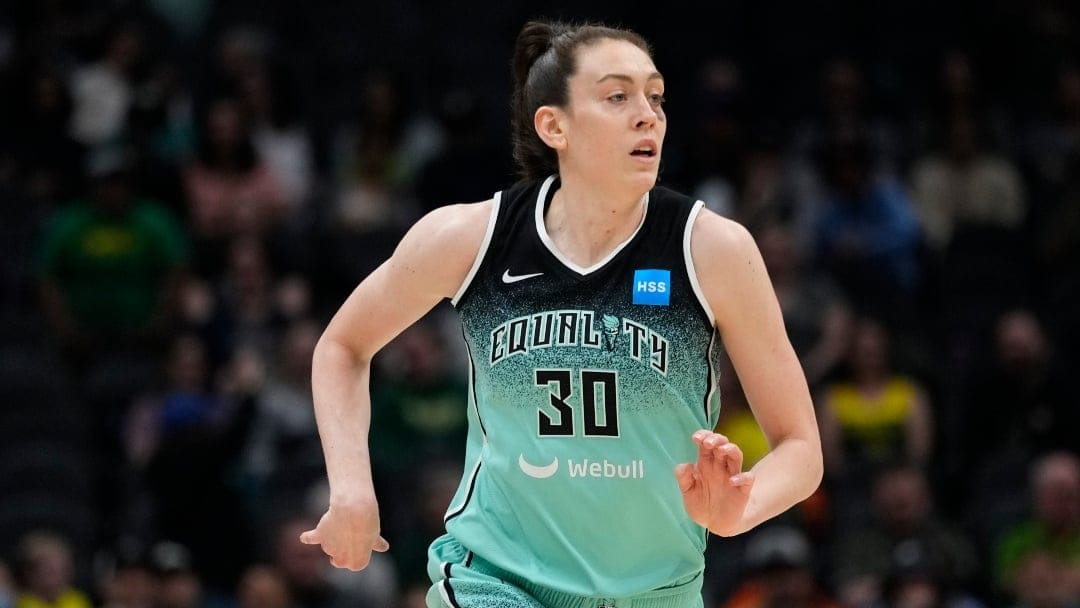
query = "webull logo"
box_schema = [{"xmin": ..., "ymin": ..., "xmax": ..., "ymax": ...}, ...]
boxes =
[{"xmin": 519, "ymin": 454, "xmax": 645, "ymax": 479}]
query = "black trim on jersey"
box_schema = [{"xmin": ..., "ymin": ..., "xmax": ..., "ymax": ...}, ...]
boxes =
[
  {"xmin": 444, "ymin": 460, "xmax": 481, "ymax": 524},
  {"xmin": 461, "ymin": 326, "xmax": 487, "ymax": 439},
  {"xmin": 442, "ymin": 563, "xmax": 461, "ymax": 608},
  {"xmin": 465, "ymin": 551, "xmax": 474, "ymax": 568},
  {"xmin": 703, "ymin": 331, "xmax": 718, "ymax": 420}
]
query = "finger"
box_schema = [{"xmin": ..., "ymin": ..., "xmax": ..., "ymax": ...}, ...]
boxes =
[
  {"xmin": 697, "ymin": 437, "xmax": 716, "ymax": 464},
  {"xmin": 730, "ymin": 472, "xmax": 754, "ymax": 487},
  {"xmin": 674, "ymin": 463, "xmax": 696, "ymax": 493},
  {"xmin": 718, "ymin": 442, "xmax": 744, "ymax": 477},
  {"xmin": 330, "ymin": 552, "xmax": 365, "ymax": 571},
  {"xmin": 299, "ymin": 529, "xmax": 318, "ymax": 545},
  {"xmin": 693, "ymin": 444, "xmax": 718, "ymax": 484},
  {"xmin": 691, "ymin": 430, "xmax": 729, "ymax": 448},
  {"xmin": 374, "ymin": 536, "xmax": 390, "ymax": 552},
  {"xmin": 697, "ymin": 434, "xmax": 729, "ymax": 477},
  {"xmin": 730, "ymin": 472, "xmax": 755, "ymax": 495}
]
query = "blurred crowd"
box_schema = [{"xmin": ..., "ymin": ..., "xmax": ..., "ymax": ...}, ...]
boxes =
[{"xmin": 0, "ymin": 1, "xmax": 1077, "ymax": 608}]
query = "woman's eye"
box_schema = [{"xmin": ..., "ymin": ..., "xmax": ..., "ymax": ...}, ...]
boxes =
[
  {"xmin": 608, "ymin": 93, "xmax": 627, "ymax": 103},
  {"xmin": 650, "ymin": 94, "xmax": 666, "ymax": 105}
]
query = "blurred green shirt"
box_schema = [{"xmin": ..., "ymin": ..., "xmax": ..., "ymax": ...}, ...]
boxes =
[{"xmin": 38, "ymin": 198, "xmax": 188, "ymax": 330}]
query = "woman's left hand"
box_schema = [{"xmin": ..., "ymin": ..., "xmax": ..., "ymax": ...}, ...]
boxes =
[{"xmin": 675, "ymin": 430, "xmax": 755, "ymax": 536}]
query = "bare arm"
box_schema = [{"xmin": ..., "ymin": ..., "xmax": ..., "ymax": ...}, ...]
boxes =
[
  {"xmin": 684, "ymin": 210, "xmax": 823, "ymax": 536},
  {"xmin": 301, "ymin": 200, "xmax": 493, "ymax": 569}
]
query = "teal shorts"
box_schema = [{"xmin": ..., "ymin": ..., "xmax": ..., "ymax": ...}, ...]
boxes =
[{"xmin": 425, "ymin": 534, "xmax": 704, "ymax": 608}]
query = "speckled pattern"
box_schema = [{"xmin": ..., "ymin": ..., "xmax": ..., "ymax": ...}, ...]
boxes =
[{"xmin": 437, "ymin": 177, "xmax": 723, "ymax": 598}]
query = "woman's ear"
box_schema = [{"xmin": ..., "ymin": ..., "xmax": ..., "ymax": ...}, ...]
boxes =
[{"xmin": 534, "ymin": 105, "xmax": 567, "ymax": 150}]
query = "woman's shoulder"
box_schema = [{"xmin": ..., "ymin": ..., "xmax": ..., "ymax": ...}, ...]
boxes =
[
  {"xmin": 688, "ymin": 204, "xmax": 756, "ymax": 258},
  {"xmin": 409, "ymin": 199, "xmax": 496, "ymax": 251}
]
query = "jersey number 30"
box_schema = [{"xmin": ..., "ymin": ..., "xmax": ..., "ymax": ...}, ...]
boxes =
[{"xmin": 534, "ymin": 370, "xmax": 619, "ymax": 437}]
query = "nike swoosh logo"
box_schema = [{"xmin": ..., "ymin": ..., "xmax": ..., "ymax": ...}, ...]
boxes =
[
  {"xmin": 518, "ymin": 454, "xmax": 559, "ymax": 479},
  {"xmin": 502, "ymin": 270, "xmax": 544, "ymax": 284}
]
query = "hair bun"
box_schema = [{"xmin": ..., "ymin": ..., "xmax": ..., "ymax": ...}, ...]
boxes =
[{"xmin": 512, "ymin": 21, "xmax": 557, "ymax": 87}]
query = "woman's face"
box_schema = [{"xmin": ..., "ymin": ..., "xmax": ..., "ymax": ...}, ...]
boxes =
[{"xmin": 558, "ymin": 38, "xmax": 666, "ymax": 193}]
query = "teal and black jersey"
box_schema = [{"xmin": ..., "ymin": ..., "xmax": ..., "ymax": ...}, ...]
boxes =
[{"xmin": 446, "ymin": 175, "xmax": 722, "ymax": 598}]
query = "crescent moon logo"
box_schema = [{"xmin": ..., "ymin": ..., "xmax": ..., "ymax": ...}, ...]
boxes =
[{"xmin": 518, "ymin": 453, "xmax": 559, "ymax": 479}]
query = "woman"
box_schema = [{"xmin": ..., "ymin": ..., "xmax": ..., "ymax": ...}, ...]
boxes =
[
  {"xmin": 182, "ymin": 97, "xmax": 286, "ymax": 270},
  {"xmin": 819, "ymin": 317, "xmax": 933, "ymax": 484},
  {"xmin": 301, "ymin": 20, "xmax": 822, "ymax": 608}
]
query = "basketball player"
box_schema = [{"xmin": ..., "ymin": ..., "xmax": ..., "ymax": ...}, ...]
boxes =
[{"xmin": 301, "ymin": 20, "xmax": 823, "ymax": 608}]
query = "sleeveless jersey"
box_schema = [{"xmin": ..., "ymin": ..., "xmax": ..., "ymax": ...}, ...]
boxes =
[{"xmin": 446, "ymin": 175, "xmax": 722, "ymax": 597}]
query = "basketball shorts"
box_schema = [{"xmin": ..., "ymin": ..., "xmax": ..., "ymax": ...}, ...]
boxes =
[{"xmin": 425, "ymin": 533, "xmax": 704, "ymax": 608}]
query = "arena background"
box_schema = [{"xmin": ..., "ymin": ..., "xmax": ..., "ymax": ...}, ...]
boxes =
[{"xmin": 0, "ymin": 1, "xmax": 1077, "ymax": 607}]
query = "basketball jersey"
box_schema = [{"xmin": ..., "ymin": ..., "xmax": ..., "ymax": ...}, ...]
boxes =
[{"xmin": 446, "ymin": 175, "xmax": 722, "ymax": 598}]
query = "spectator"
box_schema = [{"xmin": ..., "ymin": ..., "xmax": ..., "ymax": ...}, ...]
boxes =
[
  {"xmin": 324, "ymin": 72, "xmax": 426, "ymax": 292},
  {"xmin": 182, "ymin": 97, "xmax": 286, "ymax": 266},
  {"xmin": 67, "ymin": 22, "xmax": 142, "ymax": 149},
  {"xmin": 331, "ymin": 70, "xmax": 438, "ymax": 211},
  {"xmin": 207, "ymin": 26, "xmax": 273, "ymax": 107},
  {"xmin": 995, "ymin": 452, "xmax": 1080, "ymax": 601},
  {"xmin": 814, "ymin": 128, "xmax": 922, "ymax": 324},
  {"xmin": 910, "ymin": 114, "xmax": 1026, "ymax": 255},
  {"xmin": 236, "ymin": 565, "xmax": 293, "ymax": 608},
  {"xmin": 132, "ymin": 338, "xmax": 260, "ymax": 588},
  {"xmin": 95, "ymin": 544, "xmax": 157, "ymax": 608},
  {"xmin": 831, "ymin": 465, "xmax": 980, "ymax": 606},
  {"xmin": 915, "ymin": 50, "xmax": 1011, "ymax": 158},
  {"xmin": 790, "ymin": 58, "xmax": 906, "ymax": 176},
  {"xmin": 721, "ymin": 525, "xmax": 837, "ymax": 608},
  {"xmin": 819, "ymin": 318, "xmax": 934, "ymax": 501},
  {"xmin": 910, "ymin": 112, "xmax": 1030, "ymax": 359},
  {"xmin": 880, "ymin": 538, "xmax": 987, "ymax": 608},
  {"xmin": 329, "ymin": 73, "xmax": 419, "ymax": 233},
  {"xmin": 1008, "ymin": 551, "xmax": 1077, "ymax": 608},
  {"xmin": 125, "ymin": 334, "xmax": 226, "ymax": 469},
  {"xmin": 149, "ymin": 542, "xmax": 206, "ymax": 608},
  {"xmin": 958, "ymin": 310, "xmax": 1076, "ymax": 512},
  {"xmin": 369, "ymin": 320, "xmax": 468, "ymax": 478},
  {"xmin": 239, "ymin": 64, "xmax": 314, "ymax": 216},
  {"xmin": 13, "ymin": 531, "xmax": 92, "ymax": 608},
  {"xmin": 197, "ymin": 236, "xmax": 298, "ymax": 364},
  {"xmin": 37, "ymin": 149, "xmax": 188, "ymax": 362}
]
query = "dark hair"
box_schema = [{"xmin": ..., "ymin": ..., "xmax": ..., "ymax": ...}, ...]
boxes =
[
  {"xmin": 196, "ymin": 96, "xmax": 258, "ymax": 173},
  {"xmin": 511, "ymin": 20, "xmax": 653, "ymax": 181}
]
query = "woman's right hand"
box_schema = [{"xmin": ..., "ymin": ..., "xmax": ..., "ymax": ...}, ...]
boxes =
[{"xmin": 299, "ymin": 498, "xmax": 390, "ymax": 571}]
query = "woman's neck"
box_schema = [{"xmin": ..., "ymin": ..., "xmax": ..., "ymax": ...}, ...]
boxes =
[{"xmin": 544, "ymin": 172, "xmax": 649, "ymax": 268}]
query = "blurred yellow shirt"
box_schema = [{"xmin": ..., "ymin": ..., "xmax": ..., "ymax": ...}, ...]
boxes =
[
  {"xmin": 17, "ymin": 590, "xmax": 92, "ymax": 608},
  {"xmin": 716, "ymin": 410, "xmax": 770, "ymax": 469}
]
